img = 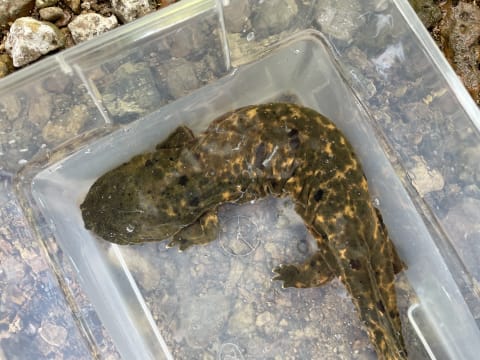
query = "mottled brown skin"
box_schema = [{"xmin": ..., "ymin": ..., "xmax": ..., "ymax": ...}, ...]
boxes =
[{"xmin": 81, "ymin": 103, "xmax": 407, "ymax": 360}]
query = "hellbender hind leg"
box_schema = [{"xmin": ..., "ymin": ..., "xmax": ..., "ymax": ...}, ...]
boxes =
[{"xmin": 273, "ymin": 252, "xmax": 336, "ymax": 288}]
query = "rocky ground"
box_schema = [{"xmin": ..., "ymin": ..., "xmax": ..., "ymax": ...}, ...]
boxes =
[
  {"xmin": 1, "ymin": 0, "xmax": 479, "ymax": 107},
  {"xmin": 0, "ymin": 0, "xmax": 178, "ymax": 74},
  {"xmin": 411, "ymin": 0, "xmax": 480, "ymax": 105}
]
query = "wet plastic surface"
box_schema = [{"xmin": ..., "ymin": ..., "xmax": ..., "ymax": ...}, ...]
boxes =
[
  {"xmin": 2, "ymin": 0, "xmax": 480, "ymax": 359},
  {"xmin": 29, "ymin": 33, "xmax": 480, "ymax": 359}
]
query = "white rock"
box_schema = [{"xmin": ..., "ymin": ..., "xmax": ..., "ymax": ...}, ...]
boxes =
[
  {"xmin": 408, "ymin": 155, "xmax": 444, "ymax": 197},
  {"xmin": 68, "ymin": 13, "xmax": 118, "ymax": 44},
  {"xmin": 5, "ymin": 17, "xmax": 64, "ymax": 67},
  {"xmin": 315, "ymin": 0, "xmax": 364, "ymax": 42},
  {"xmin": 111, "ymin": 0, "xmax": 153, "ymax": 23}
]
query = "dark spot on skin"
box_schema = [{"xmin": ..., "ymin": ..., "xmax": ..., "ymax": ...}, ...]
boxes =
[
  {"xmin": 189, "ymin": 196, "xmax": 200, "ymax": 207},
  {"xmin": 288, "ymin": 128, "xmax": 300, "ymax": 149},
  {"xmin": 393, "ymin": 257, "xmax": 404, "ymax": 274},
  {"xmin": 376, "ymin": 300, "xmax": 386, "ymax": 313},
  {"xmin": 319, "ymin": 229, "xmax": 328, "ymax": 242},
  {"xmin": 254, "ymin": 143, "xmax": 267, "ymax": 169},
  {"xmin": 374, "ymin": 207, "xmax": 387, "ymax": 232},
  {"xmin": 149, "ymin": 167, "xmax": 161, "ymax": 178},
  {"xmin": 389, "ymin": 310, "xmax": 399, "ymax": 319},
  {"xmin": 374, "ymin": 329, "xmax": 384, "ymax": 343},
  {"xmin": 178, "ymin": 175, "xmax": 189, "ymax": 186},
  {"xmin": 144, "ymin": 159, "xmax": 153, "ymax": 167},
  {"xmin": 290, "ymin": 138, "xmax": 300, "ymax": 150},
  {"xmin": 350, "ymin": 259, "xmax": 362, "ymax": 270},
  {"xmin": 313, "ymin": 188, "xmax": 324, "ymax": 202}
]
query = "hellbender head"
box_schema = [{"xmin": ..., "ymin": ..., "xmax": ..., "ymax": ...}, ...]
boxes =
[{"xmin": 80, "ymin": 126, "xmax": 220, "ymax": 245}]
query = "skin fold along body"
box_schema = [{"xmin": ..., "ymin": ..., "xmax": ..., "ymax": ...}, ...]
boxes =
[{"xmin": 81, "ymin": 102, "xmax": 408, "ymax": 360}]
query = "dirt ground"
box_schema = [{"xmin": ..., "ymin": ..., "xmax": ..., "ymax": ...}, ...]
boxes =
[{"xmin": 411, "ymin": 0, "xmax": 480, "ymax": 104}]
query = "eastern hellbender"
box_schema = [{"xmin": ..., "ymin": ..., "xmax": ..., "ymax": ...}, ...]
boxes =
[{"xmin": 81, "ymin": 103, "xmax": 407, "ymax": 359}]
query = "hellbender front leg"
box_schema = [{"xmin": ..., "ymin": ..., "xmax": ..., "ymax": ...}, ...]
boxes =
[
  {"xmin": 273, "ymin": 252, "xmax": 335, "ymax": 288},
  {"xmin": 168, "ymin": 211, "xmax": 219, "ymax": 250}
]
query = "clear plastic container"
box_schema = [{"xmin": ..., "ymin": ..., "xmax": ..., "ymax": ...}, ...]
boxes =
[{"xmin": 2, "ymin": 0, "xmax": 480, "ymax": 359}]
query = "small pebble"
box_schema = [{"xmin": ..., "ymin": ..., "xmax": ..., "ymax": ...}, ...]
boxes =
[
  {"xmin": 64, "ymin": 0, "xmax": 81, "ymax": 14},
  {"xmin": 223, "ymin": 0, "xmax": 250, "ymax": 33},
  {"xmin": 251, "ymin": 0, "xmax": 298, "ymax": 37},
  {"xmin": 38, "ymin": 322, "xmax": 68, "ymax": 347},
  {"xmin": 35, "ymin": 0, "xmax": 58, "ymax": 9},
  {"xmin": 408, "ymin": 156, "xmax": 445, "ymax": 197},
  {"xmin": 315, "ymin": 0, "xmax": 364, "ymax": 41},
  {"xmin": 0, "ymin": 54, "xmax": 13, "ymax": 78},
  {"xmin": 166, "ymin": 59, "xmax": 200, "ymax": 99},
  {"xmin": 0, "ymin": 0, "xmax": 35, "ymax": 28},
  {"xmin": 5, "ymin": 17, "xmax": 64, "ymax": 67},
  {"xmin": 39, "ymin": 7, "xmax": 64, "ymax": 22},
  {"xmin": 0, "ymin": 62, "xmax": 8, "ymax": 77},
  {"xmin": 68, "ymin": 13, "xmax": 118, "ymax": 44},
  {"xmin": 41, "ymin": 104, "xmax": 89, "ymax": 144},
  {"xmin": 111, "ymin": 0, "xmax": 153, "ymax": 23}
]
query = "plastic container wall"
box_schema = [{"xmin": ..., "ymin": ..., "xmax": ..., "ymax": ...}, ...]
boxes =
[{"xmin": 1, "ymin": 0, "xmax": 479, "ymax": 359}]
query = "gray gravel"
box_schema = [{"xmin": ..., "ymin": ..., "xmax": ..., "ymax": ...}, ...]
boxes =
[{"xmin": 0, "ymin": 0, "xmax": 178, "ymax": 75}]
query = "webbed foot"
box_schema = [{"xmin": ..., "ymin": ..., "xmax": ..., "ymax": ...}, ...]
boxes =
[
  {"xmin": 168, "ymin": 211, "xmax": 219, "ymax": 250},
  {"xmin": 272, "ymin": 252, "xmax": 335, "ymax": 288},
  {"xmin": 273, "ymin": 264, "xmax": 306, "ymax": 288}
]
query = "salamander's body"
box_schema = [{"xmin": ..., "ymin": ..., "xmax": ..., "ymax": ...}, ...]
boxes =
[{"xmin": 81, "ymin": 103, "xmax": 407, "ymax": 359}]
